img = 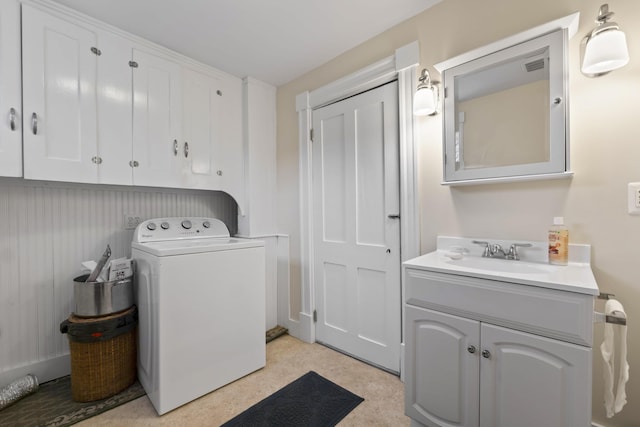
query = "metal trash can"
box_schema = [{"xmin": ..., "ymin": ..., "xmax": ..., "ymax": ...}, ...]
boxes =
[
  {"xmin": 73, "ymin": 274, "xmax": 134, "ymax": 317},
  {"xmin": 60, "ymin": 306, "xmax": 137, "ymax": 402}
]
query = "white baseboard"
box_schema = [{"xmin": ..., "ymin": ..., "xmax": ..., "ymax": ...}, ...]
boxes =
[{"xmin": 0, "ymin": 354, "xmax": 70, "ymax": 386}]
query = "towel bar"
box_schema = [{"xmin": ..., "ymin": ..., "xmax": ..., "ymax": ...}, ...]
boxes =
[{"xmin": 594, "ymin": 292, "xmax": 627, "ymax": 326}]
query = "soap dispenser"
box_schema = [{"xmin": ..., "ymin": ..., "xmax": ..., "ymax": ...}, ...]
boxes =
[{"xmin": 548, "ymin": 217, "xmax": 569, "ymax": 265}]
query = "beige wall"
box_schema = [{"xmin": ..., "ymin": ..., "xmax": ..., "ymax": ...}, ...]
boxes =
[{"xmin": 276, "ymin": 0, "xmax": 640, "ymax": 425}]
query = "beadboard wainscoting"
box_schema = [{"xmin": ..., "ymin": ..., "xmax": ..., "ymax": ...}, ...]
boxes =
[{"xmin": 0, "ymin": 178, "xmax": 238, "ymax": 385}]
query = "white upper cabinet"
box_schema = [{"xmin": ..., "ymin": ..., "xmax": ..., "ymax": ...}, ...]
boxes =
[
  {"xmin": 19, "ymin": 2, "xmax": 247, "ymax": 201},
  {"xmin": 95, "ymin": 29, "xmax": 134, "ymax": 185},
  {"xmin": 21, "ymin": 4, "xmax": 134, "ymax": 185},
  {"xmin": 131, "ymin": 47, "xmax": 183, "ymax": 188},
  {"xmin": 0, "ymin": 0, "xmax": 22, "ymax": 177},
  {"xmin": 181, "ymin": 66, "xmax": 245, "ymax": 208},
  {"xmin": 22, "ymin": 4, "xmax": 98, "ymax": 182},
  {"xmin": 214, "ymin": 74, "xmax": 244, "ymax": 209},
  {"xmin": 182, "ymin": 67, "xmax": 220, "ymax": 189}
]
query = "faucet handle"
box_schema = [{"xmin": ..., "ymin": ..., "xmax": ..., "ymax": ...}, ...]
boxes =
[
  {"xmin": 472, "ymin": 240, "xmax": 490, "ymax": 257},
  {"xmin": 507, "ymin": 243, "xmax": 532, "ymax": 260}
]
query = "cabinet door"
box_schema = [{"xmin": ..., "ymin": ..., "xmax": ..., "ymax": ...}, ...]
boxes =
[
  {"xmin": 22, "ymin": 4, "xmax": 98, "ymax": 182},
  {"xmin": 479, "ymin": 323, "xmax": 591, "ymax": 427},
  {"xmin": 405, "ymin": 305, "xmax": 480, "ymax": 427},
  {"xmin": 0, "ymin": 0, "xmax": 22, "ymax": 177},
  {"xmin": 214, "ymin": 74, "xmax": 244, "ymax": 209},
  {"xmin": 131, "ymin": 48, "xmax": 182, "ymax": 188},
  {"xmin": 96, "ymin": 29, "xmax": 133, "ymax": 185},
  {"xmin": 181, "ymin": 67, "xmax": 220, "ymax": 189}
]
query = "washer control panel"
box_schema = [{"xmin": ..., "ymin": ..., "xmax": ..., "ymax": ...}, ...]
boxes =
[{"xmin": 134, "ymin": 217, "xmax": 230, "ymax": 243}]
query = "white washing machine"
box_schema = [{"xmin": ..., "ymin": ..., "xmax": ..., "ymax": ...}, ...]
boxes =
[{"xmin": 131, "ymin": 217, "xmax": 265, "ymax": 415}]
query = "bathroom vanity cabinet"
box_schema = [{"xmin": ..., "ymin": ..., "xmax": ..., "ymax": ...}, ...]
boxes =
[{"xmin": 404, "ymin": 249, "xmax": 597, "ymax": 427}]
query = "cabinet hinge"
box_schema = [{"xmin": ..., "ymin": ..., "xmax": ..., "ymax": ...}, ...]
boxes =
[
  {"xmin": 309, "ymin": 128, "xmax": 314, "ymax": 142},
  {"xmin": 129, "ymin": 61, "xmax": 139, "ymax": 68},
  {"xmin": 313, "ymin": 310, "xmax": 317, "ymax": 323},
  {"xmin": 90, "ymin": 47, "xmax": 102, "ymax": 56}
]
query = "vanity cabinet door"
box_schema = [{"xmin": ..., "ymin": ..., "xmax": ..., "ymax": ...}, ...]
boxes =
[
  {"xmin": 131, "ymin": 48, "xmax": 183, "ymax": 188},
  {"xmin": 0, "ymin": 0, "xmax": 22, "ymax": 177},
  {"xmin": 479, "ymin": 323, "xmax": 591, "ymax": 427},
  {"xmin": 405, "ymin": 305, "xmax": 480, "ymax": 427},
  {"xmin": 22, "ymin": 4, "xmax": 98, "ymax": 183}
]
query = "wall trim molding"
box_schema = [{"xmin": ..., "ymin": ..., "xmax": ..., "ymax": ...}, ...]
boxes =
[{"xmin": 293, "ymin": 41, "xmax": 421, "ymax": 351}]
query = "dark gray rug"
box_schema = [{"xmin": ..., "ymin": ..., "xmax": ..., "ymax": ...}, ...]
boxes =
[
  {"xmin": 0, "ymin": 376, "xmax": 145, "ymax": 427},
  {"xmin": 221, "ymin": 371, "xmax": 364, "ymax": 427}
]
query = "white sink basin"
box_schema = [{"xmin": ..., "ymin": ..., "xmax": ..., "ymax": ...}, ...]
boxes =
[
  {"xmin": 444, "ymin": 256, "xmax": 553, "ymax": 275},
  {"xmin": 404, "ymin": 247, "xmax": 599, "ymax": 296}
]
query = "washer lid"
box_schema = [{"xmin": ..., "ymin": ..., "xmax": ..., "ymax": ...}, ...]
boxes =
[{"xmin": 132, "ymin": 237, "xmax": 264, "ymax": 257}]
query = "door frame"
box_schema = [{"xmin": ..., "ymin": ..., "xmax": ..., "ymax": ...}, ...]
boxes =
[{"xmin": 294, "ymin": 41, "xmax": 420, "ymax": 374}]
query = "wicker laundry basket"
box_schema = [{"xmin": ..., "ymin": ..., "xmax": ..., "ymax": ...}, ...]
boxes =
[{"xmin": 60, "ymin": 306, "xmax": 137, "ymax": 402}]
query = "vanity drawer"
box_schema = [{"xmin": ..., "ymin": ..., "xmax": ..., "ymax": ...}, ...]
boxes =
[{"xmin": 404, "ymin": 268, "xmax": 594, "ymax": 346}]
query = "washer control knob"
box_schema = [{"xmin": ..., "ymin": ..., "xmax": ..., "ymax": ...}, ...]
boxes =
[
  {"xmin": 181, "ymin": 220, "xmax": 192, "ymax": 230},
  {"xmin": 161, "ymin": 222, "xmax": 170, "ymax": 230},
  {"xmin": 146, "ymin": 222, "xmax": 156, "ymax": 231},
  {"xmin": 203, "ymin": 220, "xmax": 211, "ymax": 229}
]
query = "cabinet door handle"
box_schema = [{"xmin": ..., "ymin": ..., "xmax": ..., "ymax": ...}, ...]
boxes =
[
  {"xmin": 173, "ymin": 139, "xmax": 178, "ymax": 156},
  {"xmin": 31, "ymin": 112, "xmax": 38, "ymax": 135},
  {"xmin": 9, "ymin": 108, "xmax": 16, "ymax": 131},
  {"xmin": 387, "ymin": 214, "xmax": 400, "ymax": 219},
  {"xmin": 467, "ymin": 345, "xmax": 476, "ymax": 354},
  {"xmin": 129, "ymin": 160, "xmax": 139, "ymax": 168},
  {"xmin": 184, "ymin": 141, "xmax": 189, "ymax": 158},
  {"xmin": 481, "ymin": 350, "xmax": 491, "ymax": 359}
]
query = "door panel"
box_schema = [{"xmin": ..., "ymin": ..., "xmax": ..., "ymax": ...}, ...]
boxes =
[
  {"xmin": 405, "ymin": 305, "xmax": 480, "ymax": 427},
  {"xmin": 313, "ymin": 81, "xmax": 400, "ymax": 372},
  {"xmin": 0, "ymin": 0, "xmax": 22, "ymax": 177},
  {"xmin": 480, "ymin": 323, "xmax": 591, "ymax": 427},
  {"xmin": 132, "ymin": 48, "xmax": 182, "ymax": 187},
  {"xmin": 22, "ymin": 5, "xmax": 97, "ymax": 182}
]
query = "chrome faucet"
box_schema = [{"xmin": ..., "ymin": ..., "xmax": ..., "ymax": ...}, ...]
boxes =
[{"xmin": 472, "ymin": 241, "xmax": 532, "ymax": 260}]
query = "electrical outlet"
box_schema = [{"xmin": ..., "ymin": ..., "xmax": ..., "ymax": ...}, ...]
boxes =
[
  {"xmin": 628, "ymin": 183, "xmax": 640, "ymax": 215},
  {"xmin": 124, "ymin": 214, "xmax": 143, "ymax": 230}
]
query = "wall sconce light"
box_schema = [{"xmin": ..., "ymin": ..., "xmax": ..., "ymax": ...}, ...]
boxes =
[
  {"xmin": 413, "ymin": 68, "xmax": 439, "ymax": 116},
  {"xmin": 581, "ymin": 3, "xmax": 630, "ymax": 76}
]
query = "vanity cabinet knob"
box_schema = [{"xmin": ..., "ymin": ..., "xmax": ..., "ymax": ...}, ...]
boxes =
[
  {"xmin": 467, "ymin": 345, "xmax": 476, "ymax": 354},
  {"xmin": 554, "ymin": 97, "xmax": 562, "ymax": 105},
  {"xmin": 482, "ymin": 350, "xmax": 491, "ymax": 359}
]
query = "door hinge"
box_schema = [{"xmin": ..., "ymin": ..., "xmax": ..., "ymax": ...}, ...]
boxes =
[
  {"xmin": 129, "ymin": 61, "xmax": 139, "ymax": 68},
  {"xmin": 444, "ymin": 87, "xmax": 448, "ymax": 98},
  {"xmin": 313, "ymin": 309, "xmax": 317, "ymax": 323},
  {"xmin": 309, "ymin": 128, "xmax": 314, "ymax": 142},
  {"xmin": 90, "ymin": 47, "xmax": 102, "ymax": 56}
]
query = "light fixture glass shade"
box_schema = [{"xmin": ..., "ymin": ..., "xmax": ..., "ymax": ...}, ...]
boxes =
[
  {"xmin": 582, "ymin": 29, "xmax": 630, "ymax": 74},
  {"xmin": 413, "ymin": 86, "xmax": 436, "ymax": 116}
]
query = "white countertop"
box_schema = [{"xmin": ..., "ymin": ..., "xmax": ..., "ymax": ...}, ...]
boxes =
[{"xmin": 404, "ymin": 236, "xmax": 599, "ymax": 296}]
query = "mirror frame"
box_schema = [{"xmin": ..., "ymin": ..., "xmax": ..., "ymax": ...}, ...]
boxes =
[{"xmin": 434, "ymin": 12, "xmax": 580, "ymax": 186}]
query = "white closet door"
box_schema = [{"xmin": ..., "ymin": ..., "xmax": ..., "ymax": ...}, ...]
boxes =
[
  {"xmin": 22, "ymin": 4, "xmax": 98, "ymax": 183},
  {"xmin": 312, "ymin": 81, "xmax": 401, "ymax": 372}
]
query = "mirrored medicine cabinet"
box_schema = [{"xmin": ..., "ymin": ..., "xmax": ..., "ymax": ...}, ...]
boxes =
[{"xmin": 434, "ymin": 13, "xmax": 579, "ymax": 185}]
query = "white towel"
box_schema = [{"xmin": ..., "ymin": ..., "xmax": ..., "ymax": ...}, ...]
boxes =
[{"xmin": 600, "ymin": 299, "xmax": 629, "ymax": 418}]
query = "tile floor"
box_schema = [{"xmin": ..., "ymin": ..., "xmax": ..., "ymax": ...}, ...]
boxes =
[{"xmin": 77, "ymin": 334, "xmax": 410, "ymax": 426}]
